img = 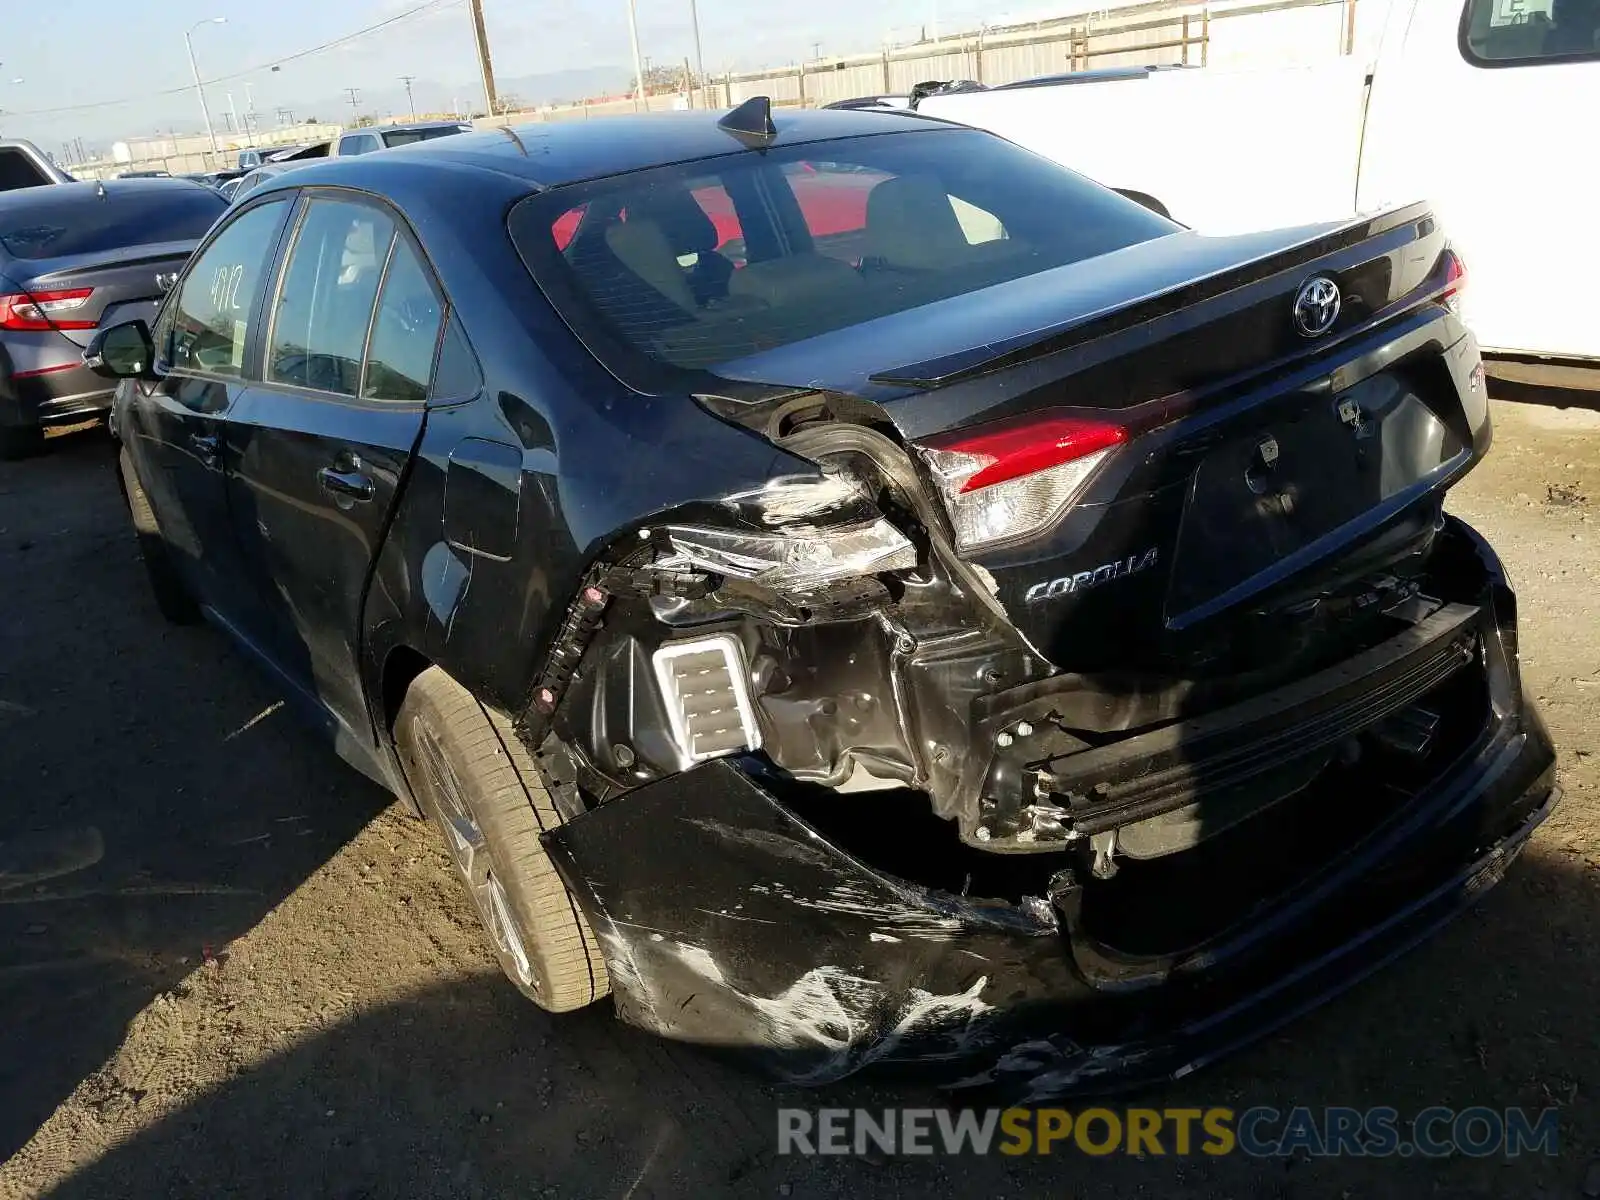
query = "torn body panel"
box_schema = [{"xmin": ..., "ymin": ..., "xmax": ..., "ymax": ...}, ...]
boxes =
[
  {"xmin": 542, "ymin": 677, "xmax": 1555, "ymax": 1091},
  {"xmin": 539, "ymin": 500, "xmax": 1555, "ymax": 1092}
]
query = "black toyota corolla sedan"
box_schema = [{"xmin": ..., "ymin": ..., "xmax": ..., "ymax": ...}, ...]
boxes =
[{"xmin": 90, "ymin": 99, "xmax": 1558, "ymax": 1093}]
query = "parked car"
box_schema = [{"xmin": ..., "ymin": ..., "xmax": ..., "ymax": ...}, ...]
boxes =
[
  {"xmin": 0, "ymin": 140, "xmax": 74, "ymax": 192},
  {"xmin": 236, "ymin": 143, "xmax": 318, "ymax": 170},
  {"xmin": 181, "ymin": 169, "xmax": 244, "ymax": 190},
  {"xmin": 0, "ymin": 178, "xmax": 225, "ymax": 457},
  {"xmin": 330, "ymin": 121, "xmax": 473, "ymax": 156},
  {"xmin": 91, "ymin": 101, "xmax": 1557, "ymax": 1089},
  {"xmin": 223, "ymin": 162, "xmax": 299, "ymax": 204},
  {"xmin": 118, "ymin": 169, "xmax": 172, "ymax": 179},
  {"xmin": 918, "ymin": 0, "xmax": 1600, "ymax": 387}
]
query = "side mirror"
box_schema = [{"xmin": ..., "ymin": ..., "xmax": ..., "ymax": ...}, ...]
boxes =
[{"xmin": 84, "ymin": 319, "xmax": 157, "ymax": 380}]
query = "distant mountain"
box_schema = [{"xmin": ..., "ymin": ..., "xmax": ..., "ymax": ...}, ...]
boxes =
[
  {"xmin": 496, "ymin": 66, "xmax": 635, "ymax": 107},
  {"xmin": 294, "ymin": 65, "xmax": 634, "ymax": 127}
]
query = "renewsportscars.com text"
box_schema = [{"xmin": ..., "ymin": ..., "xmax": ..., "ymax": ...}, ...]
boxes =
[{"xmin": 777, "ymin": 1106, "xmax": 1560, "ymax": 1159}]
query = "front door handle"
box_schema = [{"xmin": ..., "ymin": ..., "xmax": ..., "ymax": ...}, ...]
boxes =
[
  {"xmin": 189, "ymin": 433, "xmax": 219, "ymax": 465},
  {"xmin": 318, "ymin": 462, "xmax": 375, "ymax": 504}
]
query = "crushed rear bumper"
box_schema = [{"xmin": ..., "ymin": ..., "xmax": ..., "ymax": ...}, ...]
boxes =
[{"xmin": 540, "ymin": 527, "xmax": 1558, "ymax": 1095}]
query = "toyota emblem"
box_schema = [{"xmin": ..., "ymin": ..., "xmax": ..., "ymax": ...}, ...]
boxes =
[{"xmin": 1292, "ymin": 276, "xmax": 1341, "ymax": 338}]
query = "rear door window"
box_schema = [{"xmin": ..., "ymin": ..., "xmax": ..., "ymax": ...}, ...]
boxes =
[
  {"xmin": 362, "ymin": 238, "xmax": 444, "ymax": 404},
  {"xmin": 266, "ymin": 198, "xmax": 396, "ymax": 396},
  {"xmin": 169, "ymin": 198, "xmax": 290, "ymax": 378},
  {"xmin": 1461, "ymin": 0, "xmax": 1600, "ymax": 62}
]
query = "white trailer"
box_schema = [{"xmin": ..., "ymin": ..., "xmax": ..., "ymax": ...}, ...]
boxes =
[{"xmin": 919, "ymin": 0, "xmax": 1600, "ymax": 382}]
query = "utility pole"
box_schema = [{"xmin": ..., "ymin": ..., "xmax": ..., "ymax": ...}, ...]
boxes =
[
  {"xmin": 345, "ymin": 87, "xmax": 362, "ymax": 124},
  {"xmin": 184, "ymin": 17, "xmax": 227, "ymax": 161},
  {"xmin": 227, "ymin": 92, "xmax": 240, "ymax": 139},
  {"xmin": 626, "ymin": 0, "xmax": 646, "ymax": 111},
  {"xmin": 467, "ymin": 0, "xmax": 499, "ymax": 115},
  {"xmin": 688, "ymin": 0, "xmax": 708, "ymax": 109},
  {"xmin": 400, "ymin": 75, "xmax": 418, "ymax": 117}
]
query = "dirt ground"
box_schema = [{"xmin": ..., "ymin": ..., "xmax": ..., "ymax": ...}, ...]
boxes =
[{"xmin": 1, "ymin": 396, "xmax": 1597, "ymax": 1199}]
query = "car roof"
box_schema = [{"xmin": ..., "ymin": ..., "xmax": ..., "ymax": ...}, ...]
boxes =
[
  {"xmin": 364, "ymin": 120, "xmax": 470, "ymax": 133},
  {"xmin": 296, "ymin": 106, "xmax": 942, "ymax": 191},
  {"xmin": 0, "ymin": 176, "xmax": 214, "ymax": 214}
]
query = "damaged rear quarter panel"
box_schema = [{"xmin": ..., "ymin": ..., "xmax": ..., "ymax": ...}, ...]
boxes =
[
  {"xmin": 356, "ymin": 323, "xmax": 806, "ymax": 739},
  {"xmin": 540, "ymin": 758, "xmax": 1075, "ymax": 1082}
]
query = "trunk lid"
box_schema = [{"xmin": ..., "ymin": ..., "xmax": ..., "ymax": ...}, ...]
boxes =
[
  {"xmin": 4, "ymin": 239, "xmax": 198, "ymax": 347},
  {"xmin": 713, "ymin": 203, "xmax": 1478, "ymax": 672}
]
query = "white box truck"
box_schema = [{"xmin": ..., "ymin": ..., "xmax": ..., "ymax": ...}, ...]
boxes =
[{"xmin": 919, "ymin": 0, "xmax": 1600, "ymax": 385}]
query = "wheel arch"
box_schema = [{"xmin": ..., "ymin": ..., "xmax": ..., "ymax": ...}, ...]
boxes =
[{"xmin": 378, "ymin": 643, "xmax": 435, "ymax": 816}]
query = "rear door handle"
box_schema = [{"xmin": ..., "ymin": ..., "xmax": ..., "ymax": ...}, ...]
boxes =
[
  {"xmin": 188, "ymin": 433, "xmax": 219, "ymax": 465},
  {"xmin": 318, "ymin": 460, "xmax": 375, "ymax": 504}
]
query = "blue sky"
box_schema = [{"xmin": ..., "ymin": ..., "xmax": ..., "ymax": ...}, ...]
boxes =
[{"xmin": 3, "ymin": 0, "xmax": 1022, "ymax": 154}]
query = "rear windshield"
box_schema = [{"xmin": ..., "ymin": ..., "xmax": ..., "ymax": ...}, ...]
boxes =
[
  {"xmin": 508, "ymin": 126, "xmax": 1176, "ymax": 381},
  {"xmin": 383, "ymin": 127, "xmax": 466, "ymax": 148},
  {"xmin": 0, "ymin": 184, "xmax": 225, "ymax": 261},
  {"xmin": 0, "ymin": 148, "xmax": 52, "ymax": 192}
]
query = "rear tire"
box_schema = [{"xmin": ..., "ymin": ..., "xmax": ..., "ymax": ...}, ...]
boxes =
[
  {"xmin": 118, "ymin": 448, "xmax": 201, "ymax": 625},
  {"xmin": 395, "ymin": 666, "xmax": 610, "ymax": 1012},
  {"xmin": 0, "ymin": 425, "xmax": 45, "ymax": 461}
]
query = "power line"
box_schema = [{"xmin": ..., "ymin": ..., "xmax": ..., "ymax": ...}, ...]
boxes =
[{"xmin": 13, "ymin": 0, "xmax": 463, "ymax": 118}]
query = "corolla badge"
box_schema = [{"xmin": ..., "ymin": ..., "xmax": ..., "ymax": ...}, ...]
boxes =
[
  {"xmin": 1292, "ymin": 275, "xmax": 1341, "ymax": 338},
  {"xmin": 1024, "ymin": 547, "xmax": 1159, "ymax": 605}
]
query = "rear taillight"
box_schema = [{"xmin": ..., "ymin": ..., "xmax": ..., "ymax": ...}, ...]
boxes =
[
  {"xmin": 1440, "ymin": 247, "xmax": 1467, "ymax": 316},
  {"xmin": 0, "ymin": 288, "xmax": 96, "ymax": 332},
  {"xmin": 919, "ymin": 413, "xmax": 1128, "ymax": 553}
]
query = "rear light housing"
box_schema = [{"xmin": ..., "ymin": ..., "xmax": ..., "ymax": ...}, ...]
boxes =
[
  {"xmin": 657, "ymin": 470, "xmax": 918, "ymax": 594},
  {"xmin": 1440, "ymin": 247, "xmax": 1467, "ymax": 316},
  {"xmin": 919, "ymin": 413, "xmax": 1128, "ymax": 553},
  {"xmin": 0, "ymin": 288, "xmax": 96, "ymax": 332},
  {"xmin": 660, "ymin": 519, "xmax": 917, "ymax": 592}
]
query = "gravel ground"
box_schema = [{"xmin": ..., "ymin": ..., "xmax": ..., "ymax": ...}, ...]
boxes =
[{"xmin": 1, "ymin": 397, "xmax": 1597, "ymax": 1199}]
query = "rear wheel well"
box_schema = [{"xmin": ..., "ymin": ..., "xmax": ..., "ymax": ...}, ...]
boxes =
[
  {"xmin": 382, "ymin": 645, "xmax": 434, "ymax": 734},
  {"xmin": 381, "ymin": 646, "xmax": 433, "ymax": 816}
]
